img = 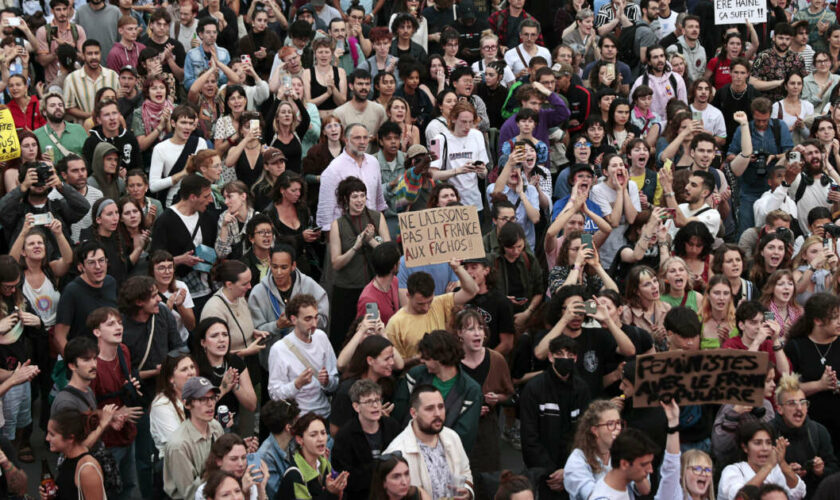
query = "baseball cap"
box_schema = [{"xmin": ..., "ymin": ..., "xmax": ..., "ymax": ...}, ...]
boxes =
[
  {"xmin": 458, "ymin": 2, "xmax": 476, "ymax": 19},
  {"xmin": 551, "ymin": 63, "xmax": 573, "ymax": 77},
  {"xmin": 310, "ymin": 0, "xmax": 325, "ymax": 7},
  {"xmin": 567, "ymin": 163, "xmax": 596, "ymax": 185},
  {"xmin": 263, "ymin": 147, "xmax": 286, "ymax": 164},
  {"xmin": 182, "ymin": 376, "xmax": 219, "ymax": 401},
  {"xmin": 120, "ymin": 65, "xmax": 138, "ymax": 77},
  {"xmin": 462, "ymin": 254, "xmax": 489, "ymax": 265}
]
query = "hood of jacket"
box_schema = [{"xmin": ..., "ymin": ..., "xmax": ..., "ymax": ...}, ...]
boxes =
[{"xmin": 91, "ymin": 141, "xmax": 119, "ymax": 190}]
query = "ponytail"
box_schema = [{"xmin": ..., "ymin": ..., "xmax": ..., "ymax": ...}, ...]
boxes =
[{"xmin": 50, "ymin": 409, "xmax": 99, "ymax": 444}]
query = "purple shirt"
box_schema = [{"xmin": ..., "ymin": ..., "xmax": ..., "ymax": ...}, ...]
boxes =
[
  {"xmin": 316, "ymin": 150, "xmax": 388, "ymax": 230},
  {"xmin": 498, "ymin": 92, "xmax": 571, "ymax": 154}
]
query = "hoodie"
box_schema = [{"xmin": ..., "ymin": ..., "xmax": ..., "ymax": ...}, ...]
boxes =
[
  {"xmin": 247, "ymin": 269, "xmax": 330, "ymax": 336},
  {"xmin": 87, "ymin": 142, "xmax": 126, "ymax": 200},
  {"xmin": 772, "ymin": 413, "xmax": 840, "ymax": 494},
  {"xmin": 82, "ymin": 125, "xmax": 142, "ymax": 180}
]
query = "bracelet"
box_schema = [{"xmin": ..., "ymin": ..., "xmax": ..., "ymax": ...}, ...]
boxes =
[
  {"xmin": 664, "ymin": 192, "xmax": 675, "ymax": 197},
  {"xmin": 666, "ymin": 424, "xmax": 680, "ymax": 434},
  {"xmin": 773, "ymin": 344, "xmax": 783, "ymax": 351}
]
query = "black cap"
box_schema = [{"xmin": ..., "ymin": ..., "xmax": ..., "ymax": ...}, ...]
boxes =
[
  {"xmin": 567, "ymin": 163, "xmax": 596, "ymax": 185},
  {"xmin": 458, "ymin": 2, "xmax": 476, "ymax": 19},
  {"xmin": 462, "ymin": 254, "xmax": 488, "ymax": 265}
]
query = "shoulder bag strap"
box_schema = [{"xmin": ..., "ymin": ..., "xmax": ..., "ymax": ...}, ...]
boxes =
[
  {"xmin": 137, "ymin": 315, "xmax": 156, "ymax": 371},
  {"xmin": 44, "ymin": 128, "xmax": 73, "ymax": 157},
  {"xmin": 515, "ymin": 46, "xmax": 528, "ymax": 69},
  {"xmin": 116, "ymin": 346, "xmax": 133, "ymax": 381},
  {"xmin": 282, "ymin": 336, "xmax": 318, "ymax": 372},
  {"xmin": 217, "ymin": 295, "xmax": 249, "ymax": 347},
  {"xmin": 61, "ymin": 386, "xmax": 95, "ymax": 411},
  {"xmin": 169, "ymin": 134, "xmax": 200, "ymax": 177},
  {"xmin": 76, "ymin": 458, "xmax": 104, "ymax": 500}
]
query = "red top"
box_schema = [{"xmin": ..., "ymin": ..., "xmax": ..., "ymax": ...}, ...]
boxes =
[
  {"xmin": 721, "ymin": 335, "xmax": 787, "ymax": 368},
  {"xmin": 91, "ymin": 344, "xmax": 138, "ymax": 448},
  {"xmin": 7, "ymin": 95, "xmax": 46, "ymax": 131},
  {"xmin": 356, "ymin": 276, "xmax": 401, "ymax": 325}
]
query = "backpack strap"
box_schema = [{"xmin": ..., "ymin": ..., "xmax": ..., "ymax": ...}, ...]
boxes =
[
  {"xmin": 771, "ymin": 118, "xmax": 782, "ymax": 153},
  {"xmin": 794, "ymin": 172, "xmax": 809, "ymax": 203}
]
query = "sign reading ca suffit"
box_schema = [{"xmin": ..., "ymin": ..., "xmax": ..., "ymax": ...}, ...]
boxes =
[
  {"xmin": 714, "ymin": 0, "xmax": 766, "ymax": 24},
  {"xmin": 633, "ymin": 349, "xmax": 769, "ymax": 408},
  {"xmin": 398, "ymin": 206, "xmax": 485, "ymax": 267}
]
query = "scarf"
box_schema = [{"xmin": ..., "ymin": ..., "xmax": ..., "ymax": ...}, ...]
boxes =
[{"xmin": 141, "ymin": 99, "xmax": 174, "ymax": 135}]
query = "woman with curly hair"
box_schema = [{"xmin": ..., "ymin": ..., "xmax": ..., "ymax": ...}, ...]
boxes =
[
  {"xmin": 759, "ymin": 269, "xmax": 802, "ymax": 339},
  {"xmin": 750, "ymin": 233, "xmax": 792, "ymax": 292},
  {"xmin": 328, "ymin": 176, "xmax": 390, "ymax": 346},
  {"xmin": 131, "ymin": 73, "xmax": 174, "ymax": 157},
  {"xmin": 673, "ymin": 221, "xmax": 715, "ymax": 293}
]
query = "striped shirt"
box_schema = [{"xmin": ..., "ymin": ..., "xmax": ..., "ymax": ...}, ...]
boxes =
[{"xmin": 62, "ymin": 67, "xmax": 120, "ymax": 115}]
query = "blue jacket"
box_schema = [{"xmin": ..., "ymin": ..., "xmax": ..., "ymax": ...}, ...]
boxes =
[{"xmin": 183, "ymin": 44, "xmax": 231, "ymax": 90}]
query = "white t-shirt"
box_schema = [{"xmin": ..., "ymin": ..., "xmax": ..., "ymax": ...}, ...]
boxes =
[
  {"xmin": 149, "ymin": 138, "xmax": 208, "ymax": 207},
  {"xmin": 161, "ymin": 280, "xmax": 195, "ymax": 343},
  {"xmin": 472, "ymin": 59, "xmax": 517, "ymax": 87},
  {"xmin": 590, "ymin": 180, "xmax": 642, "ymax": 270},
  {"xmin": 671, "ymin": 203, "xmax": 721, "ymax": 239},
  {"xmin": 657, "ymin": 11, "xmax": 679, "ymax": 39},
  {"xmin": 503, "ymin": 44, "xmax": 553, "ymax": 76},
  {"xmin": 588, "ymin": 478, "xmax": 631, "ymax": 500},
  {"xmin": 430, "ymin": 129, "xmax": 490, "ymax": 211},
  {"xmin": 691, "ymin": 104, "xmax": 727, "ymax": 139}
]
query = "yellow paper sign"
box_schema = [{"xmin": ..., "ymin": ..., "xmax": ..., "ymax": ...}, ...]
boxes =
[
  {"xmin": 0, "ymin": 108, "xmax": 20, "ymax": 162},
  {"xmin": 398, "ymin": 206, "xmax": 485, "ymax": 267}
]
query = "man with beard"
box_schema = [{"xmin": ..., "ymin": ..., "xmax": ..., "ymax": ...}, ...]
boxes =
[
  {"xmin": 750, "ymin": 23, "xmax": 806, "ymax": 103},
  {"xmin": 316, "ymin": 123, "xmax": 387, "ymax": 230},
  {"xmin": 35, "ymin": 0, "xmax": 87, "ymax": 84},
  {"xmin": 729, "ymin": 101, "xmax": 794, "ymax": 233},
  {"xmin": 53, "ymin": 241, "xmax": 119, "ymax": 354},
  {"xmin": 332, "ymin": 69, "xmax": 387, "ymax": 136},
  {"xmin": 384, "ymin": 384, "xmax": 474, "ymax": 500},
  {"xmin": 786, "ymin": 139, "xmax": 840, "ymax": 232},
  {"xmin": 666, "ymin": 15, "xmax": 706, "ymax": 82},
  {"xmin": 74, "ymin": 0, "xmax": 120, "ymax": 64},
  {"xmin": 661, "ymin": 167, "xmax": 721, "ymax": 238},
  {"xmin": 0, "ymin": 159, "xmax": 88, "ymax": 248},
  {"xmin": 82, "ymin": 99, "xmax": 142, "ymax": 175},
  {"xmin": 520, "ymin": 335, "xmax": 591, "ymax": 499},
  {"xmin": 33, "ymin": 93, "xmax": 89, "ymax": 162},
  {"xmin": 171, "ymin": 0, "xmax": 199, "ymax": 54},
  {"xmin": 630, "ymin": 45, "xmax": 687, "ymax": 123},
  {"xmin": 772, "ymin": 373, "xmax": 839, "ymax": 494},
  {"xmin": 49, "ymin": 154, "xmax": 103, "ymax": 243},
  {"xmin": 63, "ymin": 40, "xmax": 120, "ymax": 121}
]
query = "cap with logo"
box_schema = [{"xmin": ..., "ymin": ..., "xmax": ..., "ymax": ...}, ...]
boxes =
[{"xmin": 182, "ymin": 376, "xmax": 219, "ymax": 402}]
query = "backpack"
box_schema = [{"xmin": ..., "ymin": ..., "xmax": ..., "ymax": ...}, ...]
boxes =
[
  {"xmin": 45, "ymin": 23, "xmax": 79, "ymax": 48},
  {"xmin": 618, "ymin": 24, "xmax": 640, "ymax": 72}
]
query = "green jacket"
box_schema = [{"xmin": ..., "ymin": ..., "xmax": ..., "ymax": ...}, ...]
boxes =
[
  {"xmin": 488, "ymin": 249, "xmax": 545, "ymax": 302},
  {"xmin": 392, "ymin": 364, "xmax": 483, "ymax": 453}
]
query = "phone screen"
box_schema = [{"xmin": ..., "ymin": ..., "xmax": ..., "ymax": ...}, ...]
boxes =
[{"xmin": 581, "ymin": 233, "xmax": 593, "ymax": 249}]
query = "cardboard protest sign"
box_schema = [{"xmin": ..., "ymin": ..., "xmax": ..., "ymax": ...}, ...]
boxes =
[
  {"xmin": 633, "ymin": 349, "xmax": 769, "ymax": 408},
  {"xmin": 714, "ymin": 0, "xmax": 765, "ymax": 24},
  {"xmin": 0, "ymin": 108, "xmax": 20, "ymax": 162},
  {"xmin": 399, "ymin": 206, "xmax": 484, "ymax": 267}
]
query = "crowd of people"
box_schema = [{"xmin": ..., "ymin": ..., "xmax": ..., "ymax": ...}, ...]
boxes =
[{"xmin": 0, "ymin": 0, "xmax": 840, "ymax": 498}]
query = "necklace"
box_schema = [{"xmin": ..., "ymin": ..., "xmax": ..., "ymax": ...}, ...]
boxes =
[
  {"xmin": 729, "ymin": 86, "xmax": 747, "ymax": 100},
  {"xmin": 811, "ymin": 337, "xmax": 834, "ymax": 365}
]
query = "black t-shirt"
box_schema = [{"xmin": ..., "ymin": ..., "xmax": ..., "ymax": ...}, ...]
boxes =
[
  {"xmin": 711, "ymin": 84, "xmax": 760, "ymax": 147},
  {"xmin": 461, "ymin": 349, "xmax": 491, "ymax": 387},
  {"xmin": 569, "ymin": 328, "xmax": 618, "ymax": 398},
  {"xmin": 138, "ymin": 35, "xmax": 187, "ymax": 74},
  {"xmin": 511, "ymin": 329, "xmax": 551, "ymax": 381},
  {"xmin": 202, "ymin": 354, "xmax": 247, "ymax": 416},
  {"xmin": 467, "ymin": 290, "xmax": 514, "ymax": 350},
  {"xmin": 55, "ymin": 276, "xmax": 118, "ymax": 341},
  {"xmin": 785, "ymin": 336, "xmax": 840, "ymax": 449},
  {"xmin": 504, "ymin": 259, "xmax": 526, "ymax": 298},
  {"xmin": 365, "ymin": 428, "xmax": 384, "ymax": 460}
]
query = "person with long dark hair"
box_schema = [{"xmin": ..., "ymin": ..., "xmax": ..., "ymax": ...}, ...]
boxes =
[
  {"xmin": 673, "ymin": 221, "xmax": 716, "ymax": 293},
  {"xmin": 268, "ymin": 172, "xmax": 320, "ymax": 277},
  {"xmin": 750, "ymin": 233, "xmax": 792, "ymax": 292},
  {"xmin": 81, "ymin": 198, "xmax": 130, "ymax": 284},
  {"xmin": 195, "ymin": 433, "xmax": 268, "ymax": 500},
  {"xmin": 43, "ymin": 409, "xmax": 106, "ymax": 500},
  {"xmin": 149, "ymin": 352, "xmax": 196, "ymax": 455},
  {"xmin": 369, "ymin": 451, "xmax": 431, "ymax": 500},
  {"xmin": 278, "ymin": 413, "xmax": 349, "ymax": 498}
]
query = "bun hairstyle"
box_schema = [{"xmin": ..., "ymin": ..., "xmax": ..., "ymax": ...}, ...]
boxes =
[{"xmin": 50, "ymin": 409, "xmax": 99, "ymax": 444}]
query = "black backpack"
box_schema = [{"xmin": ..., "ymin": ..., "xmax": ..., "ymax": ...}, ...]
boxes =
[{"xmin": 618, "ymin": 24, "xmax": 639, "ymax": 72}]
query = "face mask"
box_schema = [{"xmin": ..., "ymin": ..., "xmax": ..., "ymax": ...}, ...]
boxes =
[{"xmin": 553, "ymin": 357, "xmax": 575, "ymax": 377}]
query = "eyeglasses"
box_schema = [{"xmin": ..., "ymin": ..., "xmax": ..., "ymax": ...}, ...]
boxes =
[
  {"xmin": 482, "ymin": 45, "xmax": 498, "ymax": 50},
  {"xmin": 595, "ymin": 419, "xmax": 624, "ymax": 431},
  {"xmin": 84, "ymin": 257, "xmax": 108, "ymax": 268},
  {"xmin": 358, "ymin": 397, "xmax": 382, "ymax": 406},
  {"xmin": 782, "ymin": 399, "xmax": 810, "ymax": 408},
  {"xmin": 688, "ymin": 465, "xmax": 713, "ymax": 475},
  {"xmin": 254, "ymin": 230, "xmax": 273, "ymax": 236},
  {"xmin": 816, "ymin": 59, "xmax": 831, "ymax": 65},
  {"xmin": 195, "ymin": 394, "xmax": 218, "ymax": 405},
  {"xmin": 0, "ymin": 281, "xmax": 19, "ymax": 292},
  {"xmin": 155, "ymin": 264, "xmax": 174, "ymax": 272},
  {"xmin": 575, "ymin": 141, "xmax": 592, "ymax": 148}
]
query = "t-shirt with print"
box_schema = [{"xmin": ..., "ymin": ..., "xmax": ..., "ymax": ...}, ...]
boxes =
[
  {"xmin": 429, "ymin": 129, "xmax": 490, "ymax": 211},
  {"xmin": 467, "ymin": 290, "xmax": 514, "ymax": 350},
  {"xmin": 418, "ymin": 439, "xmax": 454, "ymax": 500},
  {"xmin": 568, "ymin": 327, "xmax": 618, "ymax": 398}
]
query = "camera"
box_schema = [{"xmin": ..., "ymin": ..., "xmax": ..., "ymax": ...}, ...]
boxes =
[
  {"xmin": 34, "ymin": 163, "xmax": 53, "ymax": 187},
  {"xmin": 824, "ymin": 223, "xmax": 840, "ymax": 238},
  {"xmin": 753, "ymin": 151, "xmax": 768, "ymax": 176}
]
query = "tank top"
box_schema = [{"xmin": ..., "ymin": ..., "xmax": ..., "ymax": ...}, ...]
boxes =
[
  {"xmin": 308, "ymin": 66, "xmax": 340, "ymax": 110},
  {"xmin": 23, "ymin": 273, "xmax": 59, "ymax": 327},
  {"xmin": 56, "ymin": 452, "xmax": 92, "ymax": 500},
  {"xmin": 334, "ymin": 210, "xmax": 382, "ymax": 288}
]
